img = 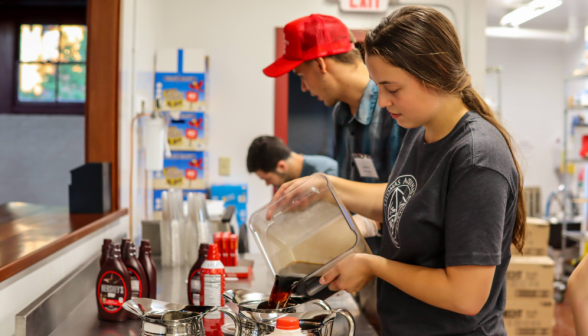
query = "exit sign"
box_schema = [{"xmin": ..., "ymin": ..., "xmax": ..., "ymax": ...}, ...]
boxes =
[{"xmin": 340, "ymin": 0, "xmax": 388, "ymax": 12}]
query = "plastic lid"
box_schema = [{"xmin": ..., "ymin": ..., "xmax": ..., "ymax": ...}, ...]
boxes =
[
  {"xmin": 276, "ymin": 317, "xmax": 300, "ymax": 330},
  {"xmin": 207, "ymin": 244, "xmax": 220, "ymax": 261}
]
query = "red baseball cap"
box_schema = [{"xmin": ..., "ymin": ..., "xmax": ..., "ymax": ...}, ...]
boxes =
[{"xmin": 263, "ymin": 14, "xmax": 354, "ymax": 78}]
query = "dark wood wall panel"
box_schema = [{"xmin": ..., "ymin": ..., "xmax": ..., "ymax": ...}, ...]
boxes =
[{"xmin": 85, "ymin": 0, "xmax": 121, "ymax": 210}]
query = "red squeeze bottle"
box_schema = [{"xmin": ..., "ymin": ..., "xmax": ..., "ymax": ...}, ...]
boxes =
[
  {"xmin": 100, "ymin": 239, "xmax": 112, "ymax": 267},
  {"xmin": 138, "ymin": 240, "xmax": 157, "ymax": 299},
  {"xmin": 122, "ymin": 242, "xmax": 149, "ymax": 317},
  {"xmin": 200, "ymin": 244, "xmax": 225, "ymax": 312},
  {"xmin": 221, "ymin": 232, "xmax": 231, "ymax": 266},
  {"xmin": 230, "ymin": 234, "xmax": 238, "ymax": 267},
  {"xmin": 187, "ymin": 243, "xmax": 209, "ymax": 305},
  {"xmin": 97, "ymin": 244, "xmax": 131, "ymax": 322}
]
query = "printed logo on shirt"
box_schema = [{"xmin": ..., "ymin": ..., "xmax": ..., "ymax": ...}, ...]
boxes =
[{"xmin": 383, "ymin": 175, "xmax": 417, "ymax": 248}]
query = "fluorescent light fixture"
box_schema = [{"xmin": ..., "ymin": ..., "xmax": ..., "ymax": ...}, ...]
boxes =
[{"xmin": 500, "ymin": 0, "xmax": 563, "ymax": 27}]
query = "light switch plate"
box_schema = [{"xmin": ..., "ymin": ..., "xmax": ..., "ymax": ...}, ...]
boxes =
[{"xmin": 219, "ymin": 157, "xmax": 231, "ymax": 176}]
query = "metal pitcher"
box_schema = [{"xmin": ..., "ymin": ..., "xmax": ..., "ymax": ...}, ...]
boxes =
[
  {"xmin": 123, "ymin": 298, "xmax": 241, "ymax": 336},
  {"xmin": 223, "ymin": 289, "xmax": 331, "ymax": 336}
]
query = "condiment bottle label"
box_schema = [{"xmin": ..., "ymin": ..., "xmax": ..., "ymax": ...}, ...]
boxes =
[
  {"xmin": 127, "ymin": 269, "xmax": 143, "ymax": 299},
  {"xmin": 98, "ymin": 271, "xmax": 127, "ymax": 313},
  {"xmin": 189, "ymin": 269, "xmax": 202, "ymax": 305},
  {"xmin": 202, "ymin": 273, "xmax": 223, "ymax": 318}
]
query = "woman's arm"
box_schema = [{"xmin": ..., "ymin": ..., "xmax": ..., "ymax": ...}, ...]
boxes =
[
  {"xmin": 321, "ymin": 254, "xmax": 496, "ymax": 316},
  {"xmin": 328, "ymin": 176, "xmax": 387, "ymax": 222},
  {"xmin": 568, "ymin": 259, "xmax": 588, "ymax": 336}
]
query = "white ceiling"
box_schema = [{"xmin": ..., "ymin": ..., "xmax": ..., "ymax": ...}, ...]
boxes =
[{"xmin": 487, "ymin": 0, "xmax": 588, "ymax": 30}]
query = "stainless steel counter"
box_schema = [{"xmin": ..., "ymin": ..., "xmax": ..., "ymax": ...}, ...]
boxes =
[{"xmin": 46, "ymin": 254, "xmax": 377, "ymax": 336}]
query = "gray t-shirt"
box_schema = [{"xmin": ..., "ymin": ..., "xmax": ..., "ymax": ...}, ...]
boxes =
[
  {"xmin": 379, "ymin": 112, "xmax": 518, "ymax": 336},
  {"xmin": 300, "ymin": 155, "xmax": 338, "ymax": 177}
]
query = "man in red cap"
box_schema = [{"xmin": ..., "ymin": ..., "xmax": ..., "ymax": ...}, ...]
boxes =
[
  {"xmin": 263, "ymin": 14, "xmax": 404, "ymax": 187},
  {"xmin": 263, "ymin": 14, "xmax": 406, "ymax": 329}
]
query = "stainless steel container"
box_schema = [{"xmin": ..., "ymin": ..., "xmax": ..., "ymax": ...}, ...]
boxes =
[
  {"xmin": 123, "ymin": 298, "xmax": 241, "ymax": 336},
  {"xmin": 224, "ymin": 290, "xmax": 343, "ymax": 336}
]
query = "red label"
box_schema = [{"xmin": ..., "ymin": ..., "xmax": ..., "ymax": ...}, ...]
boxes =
[
  {"xmin": 349, "ymin": 0, "xmax": 379, "ymax": 9},
  {"xmin": 98, "ymin": 271, "xmax": 127, "ymax": 313},
  {"xmin": 185, "ymin": 128, "xmax": 198, "ymax": 140},
  {"xmin": 185, "ymin": 168, "xmax": 198, "ymax": 180},
  {"xmin": 186, "ymin": 91, "xmax": 199, "ymax": 102}
]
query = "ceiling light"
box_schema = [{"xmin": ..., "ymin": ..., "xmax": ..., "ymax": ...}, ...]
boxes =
[{"xmin": 500, "ymin": 0, "xmax": 563, "ymax": 27}]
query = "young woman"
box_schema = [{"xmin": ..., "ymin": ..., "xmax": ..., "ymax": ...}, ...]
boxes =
[{"xmin": 272, "ymin": 6, "xmax": 526, "ymax": 335}]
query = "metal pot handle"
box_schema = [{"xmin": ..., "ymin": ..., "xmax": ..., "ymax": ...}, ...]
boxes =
[
  {"xmin": 305, "ymin": 299, "xmax": 331, "ymax": 311},
  {"xmin": 216, "ymin": 306, "xmax": 242, "ymax": 336},
  {"xmin": 333, "ymin": 309, "xmax": 355, "ymax": 336}
]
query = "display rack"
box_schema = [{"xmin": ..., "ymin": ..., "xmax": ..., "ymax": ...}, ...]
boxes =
[{"xmin": 558, "ymin": 74, "xmax": 588, "ymax": 293}]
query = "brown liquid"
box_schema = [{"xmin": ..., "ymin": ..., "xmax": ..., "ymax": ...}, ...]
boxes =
[{"xmin": 262, "ymin": 262, "xmax": 323, "ymax": 310}]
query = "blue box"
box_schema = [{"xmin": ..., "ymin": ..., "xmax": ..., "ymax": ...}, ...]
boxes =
[
  {"xmin": 153, "ymin": 189, "xmax": 206, "ymax": 212},
  {"xmin": 153, "ymin": 151, "xmax": 208, "ymax": 190},
  {"xmin": 210, "ymin": 184, "xmax": 247, "ymax": 226},
  {"xmin": 155, "ymin": 49, "xmax": 207, "ymax": 112},
  {"xmin": 165, "ymin": 112, "xmax": 209, "ymax": 151}
]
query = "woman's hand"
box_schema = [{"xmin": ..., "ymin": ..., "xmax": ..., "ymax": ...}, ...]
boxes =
[
  {"xmin": 319, "ymin": 253, "xmax": 376, "ymax": 293},
  {"xmin": 265, "ymin": 174, "xmax": 326, "ymax": 220}
]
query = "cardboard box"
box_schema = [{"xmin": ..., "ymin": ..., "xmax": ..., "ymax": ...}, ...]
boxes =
[
  {"xmin": 164, "ymin": 112, "xmax": 208, "ymax": 151},
  {"xmin": 506, "ymin": 256, "xmax": 554, "ymax": 300},
  {"xmin": 153, "ymin": 151, "xmax": 208, "ymax": 190},
  {"xmin": 504, "ymin": 299, "xmax": 554, "ymax": 336},
  {"xmin": 210, "ymin": 184, "xmax": 247, "ymax": 227},
  {"xmin": 511, "ymin": 217, "xmax": 550, "ymax": 256},
  {"xmin": 155, "ymin": 49, "xmax": 208, "ymax": 112}
]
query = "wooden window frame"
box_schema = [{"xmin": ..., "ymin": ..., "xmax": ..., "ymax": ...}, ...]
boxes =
[{"xmin": 0, "ymin": 5, "xmax": 86, "ymax": 115}]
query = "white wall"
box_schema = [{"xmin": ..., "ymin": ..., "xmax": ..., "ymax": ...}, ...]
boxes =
[
  {"xmin": 486, "ymin": 38, "xmax": 565, "ymax": 211},
  {"xmin": 151, "ymin": 0, "xmax": 486, "ymax": 215},
  {"xmin": 119, "ymin": 0, "xmax": 165, "ymax": 240},
  {"xmin": 0, "ymin": 115, "xmax": 84, "ymax": 206}
]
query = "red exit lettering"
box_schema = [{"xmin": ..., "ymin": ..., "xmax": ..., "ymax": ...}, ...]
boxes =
[{"xmin": 349, "ymin": 0, "xmax": 380, "ymax": 9}]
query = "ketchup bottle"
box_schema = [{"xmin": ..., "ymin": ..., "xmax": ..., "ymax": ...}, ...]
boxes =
[
  {"xmin": 100, "ymin": 238, "xmax": 112, "ymax": 267},
  {"xmin": 97, "ymin": 244, "xmax": 131, "ymax": 322},
  {"xmin": 138, "ymin": 240, "xmax": 157, "ymax": 299},
  {"xmin": 187, "ymin": 243, "xmax": 209, "ymax": 305},
  {"xmin": 200, "ymin": 244, "xmax": 225, "ymax": 317}
]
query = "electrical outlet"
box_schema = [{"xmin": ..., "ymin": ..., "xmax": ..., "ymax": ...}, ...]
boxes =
[{"xmin": 219, "ymin": 157, "xmax": 231, "ymax": 176}]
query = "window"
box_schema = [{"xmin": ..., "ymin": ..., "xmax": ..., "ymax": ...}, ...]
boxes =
[{"xmin": 18, "ymin": 24, "xmax": 87, "ymax": 103}]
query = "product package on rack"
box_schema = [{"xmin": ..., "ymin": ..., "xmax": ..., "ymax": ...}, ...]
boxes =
[
  {"xmin": 210, "ymin": 184, "xmax": 247, "ymax": 227},
  {"xmin": 153, "ymin": 151, "xmax": 208, "ymax": 190},
  {"xmin": 164, "ymin": 111, "xmax": 209, "ymax": 151},
  {"xmin": 155, "ymin": 48, "xmax": 208, "ymax": 112}
]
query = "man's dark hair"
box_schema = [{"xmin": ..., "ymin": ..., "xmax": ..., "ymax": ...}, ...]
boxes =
[{"xmin": 247, "ymin": 136, "xmax": 292, "ymax": 173}]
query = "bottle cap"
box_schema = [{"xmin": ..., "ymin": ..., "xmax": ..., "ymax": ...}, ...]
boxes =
[
  {"xmin": 127, "ymin": 242, "xmax": 137, "ymax": 257},
  {"xmin": 112, "ymin": 244, "xmax": 122, "ymax": 258},
  {"xmin": 276, "ymin": 316, "xmax": 300, "ymax": 330},
  {"xmin": 206, "ymin": 244, "xmax": 220, "ymax": 261},
  {"xmin": 103, "ymin": 238, "xmax": 112, "ymax": 245},
  {"xmin": 140, "ymin": 240, "xmax": 151, "ymax": 252}
]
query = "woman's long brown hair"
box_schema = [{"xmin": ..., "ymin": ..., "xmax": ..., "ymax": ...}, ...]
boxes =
[{"xmin": 365, "ymin": 5, "xmax": 526, "ymax": 252}]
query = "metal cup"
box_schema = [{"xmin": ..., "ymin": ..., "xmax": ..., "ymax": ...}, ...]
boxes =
[{"xmin": 123, "ymin": 298, "xmax": 241, "ymax": 336}]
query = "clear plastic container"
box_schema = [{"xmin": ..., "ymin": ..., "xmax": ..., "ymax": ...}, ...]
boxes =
[{"xmin": 249, "ymin": 174, "xmax": 371, "ymax": 300}]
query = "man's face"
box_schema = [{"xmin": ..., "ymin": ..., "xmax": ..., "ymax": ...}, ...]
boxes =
[
  {"xmin": 255, "ymin": 170, "xmax": 288, "ymax": 188},
  {"xmin": 293, "ymin": 60, "xmax": 339, "ymax": 107}
]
